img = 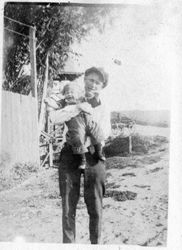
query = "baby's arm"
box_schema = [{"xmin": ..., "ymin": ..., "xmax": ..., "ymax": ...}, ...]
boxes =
[
  {"xmin": 44, "ymin": 94, "xmax": 63, "ymax": 111},
  {"xmin": 49, "ymin": 104, "xmax": 81, "ymax": 124},
  {"xmin": 49, "ymin": 101, "xmax": 93, "ymax": 125}
]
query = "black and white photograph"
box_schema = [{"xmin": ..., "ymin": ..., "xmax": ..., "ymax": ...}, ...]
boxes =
[{"xmin": 0, "ymin": 0, "xmax": 182, "ymax": 249}]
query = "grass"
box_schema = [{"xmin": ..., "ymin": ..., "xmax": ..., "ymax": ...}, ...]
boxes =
[{"xmin": 0, "ymin": 162, "xmax": 39, "ymax": 191}]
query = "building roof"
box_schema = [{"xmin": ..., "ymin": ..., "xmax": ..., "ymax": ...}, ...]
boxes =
[{"xmin": 54, "ymin": 71, "xmax": 84, "ymax": 81}]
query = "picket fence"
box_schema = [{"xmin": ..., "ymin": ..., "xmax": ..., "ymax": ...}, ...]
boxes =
[{"xmin": 1, "ymin": 90, "xmax": 39, "ymax": 165}]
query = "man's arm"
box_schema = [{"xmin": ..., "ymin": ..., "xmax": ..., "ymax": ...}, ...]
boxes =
[{"xmin": 49, "ymin": 105, "xmax": 81, "ymax": 124}]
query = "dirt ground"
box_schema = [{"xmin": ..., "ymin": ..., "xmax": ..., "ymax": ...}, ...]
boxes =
[{"xmin": 0, "ymin": 126, "xmax": 169, "ymax": 246}]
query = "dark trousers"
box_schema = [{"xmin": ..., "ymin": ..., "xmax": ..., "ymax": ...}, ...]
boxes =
[{"xmin": 59, "ymin": 144, "xmax": 106, "ymax": 244}]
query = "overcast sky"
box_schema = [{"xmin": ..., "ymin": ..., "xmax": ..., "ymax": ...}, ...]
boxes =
[{"xmin": 65, "ymin": 1, "xmax": 181, "ymax": 112}]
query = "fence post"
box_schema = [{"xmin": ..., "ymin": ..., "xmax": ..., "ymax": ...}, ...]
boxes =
[
  {"xmin": 129, "ymin": 135, "xmax": 132, "ymax": 154},
  {"xmin": 48, "ymin": 116, "xmax": 53, "ymax": 168}
]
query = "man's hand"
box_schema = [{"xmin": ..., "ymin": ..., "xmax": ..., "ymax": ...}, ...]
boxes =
[{"xmin": 77, "ymin": 102, "xmax": 93, "ymax": 114}]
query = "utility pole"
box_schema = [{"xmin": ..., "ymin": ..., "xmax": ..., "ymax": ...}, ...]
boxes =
[
  {"xmin": 39, "ymin": 53, "xmax": 49, "ymax": 133},
  {"xmin": 29, "ymin": 26, "xmax": 40, "ymax": 166},
  {"xmin": 29, "ymin": 26, "xmax": 37, "ymax": 98}
]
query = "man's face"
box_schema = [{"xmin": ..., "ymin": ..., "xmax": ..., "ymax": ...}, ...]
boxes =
[{"xmin": 84, "ymin": 72, "xmax": 104, "ymax": 99}]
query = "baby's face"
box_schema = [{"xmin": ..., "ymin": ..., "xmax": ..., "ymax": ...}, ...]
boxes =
[{"xmin": 64, "ymin": 87, "xmax": 80, "ymax": 104}]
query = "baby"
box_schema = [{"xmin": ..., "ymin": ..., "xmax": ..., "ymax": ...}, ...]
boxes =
[
  {"xmin": 45, "ymin": 80, "xmax": 64, "ymax": 111},
  {"xmin": 45, "ymin": 81, "xmax": 105, "ymax": 169}
]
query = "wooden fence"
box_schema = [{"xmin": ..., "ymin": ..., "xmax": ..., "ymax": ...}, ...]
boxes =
[{"xmin": 1, "ymin": 90, "xmax": 39, "ymax": 165}]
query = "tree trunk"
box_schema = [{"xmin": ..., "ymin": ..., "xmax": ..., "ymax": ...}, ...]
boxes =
[{"xmin": 39, "ymin": 53, "xmax": 49, "ymax": 134}]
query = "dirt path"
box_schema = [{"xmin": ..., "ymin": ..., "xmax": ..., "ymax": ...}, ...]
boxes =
[{"xmin": 0, "ymin": 137, "xmax": 169, "ymax": 245}]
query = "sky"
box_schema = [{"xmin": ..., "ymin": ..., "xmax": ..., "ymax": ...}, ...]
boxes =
[{"xmin": 64, "ymin": 1, "xmax": 181, "ymax": 112}]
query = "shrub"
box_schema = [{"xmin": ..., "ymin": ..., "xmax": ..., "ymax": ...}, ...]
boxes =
[{"xmin": 104, "ymin": 134, "xmax": 168, "ymax": 157}]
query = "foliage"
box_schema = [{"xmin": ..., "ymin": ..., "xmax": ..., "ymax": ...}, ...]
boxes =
[
  {"xmin": 104, "ymin": 134, "xmax": 168, "ymax": 157},
  {"xmin": 3, "ymin": 3, "xmax": 115, "ymax": 95}
]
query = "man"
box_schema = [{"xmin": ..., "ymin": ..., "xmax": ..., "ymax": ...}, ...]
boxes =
[{"xmin": 58, "ymin": 67, "xmax": 111, "ymax": 244}]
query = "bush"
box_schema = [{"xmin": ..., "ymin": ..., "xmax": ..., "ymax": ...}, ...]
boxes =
[
  {"xmin": 104, "ymin": 134, "xmax": 168, "ymax": 157},
  {"xmin": 104, "ymin": 136, "xmax": 130, "ymax": 157}
]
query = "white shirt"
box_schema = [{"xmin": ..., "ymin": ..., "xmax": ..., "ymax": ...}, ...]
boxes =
[{"xmin": 89, "ymin": 101, "xmax": 111, "ymax": 139}]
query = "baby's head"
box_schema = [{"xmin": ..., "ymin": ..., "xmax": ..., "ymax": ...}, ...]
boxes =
[{"xmin": 62, "ymin": 81, "xmax": 85, "ymax": 104}]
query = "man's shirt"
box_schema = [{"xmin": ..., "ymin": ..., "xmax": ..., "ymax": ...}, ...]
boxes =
[{"xmin": 87, "ymin": 97, "xmax": 111, "ymax": 140}]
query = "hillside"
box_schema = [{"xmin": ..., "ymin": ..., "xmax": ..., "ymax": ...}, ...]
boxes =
[{"xmin": 111, "ymin": 110, "xmax": 170, "ymax": 127}]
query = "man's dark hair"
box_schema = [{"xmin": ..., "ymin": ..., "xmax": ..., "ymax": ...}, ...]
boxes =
[{"xmin": 84, "ymin": 67, "xmax": 108, "ymax": 88}]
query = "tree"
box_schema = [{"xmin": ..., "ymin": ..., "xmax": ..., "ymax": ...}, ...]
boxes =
[{"xmin": 3, "ymin": 2, "xmax": 115, "ymax": 95}]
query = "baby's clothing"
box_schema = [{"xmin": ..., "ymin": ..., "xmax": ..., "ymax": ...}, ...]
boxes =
[{"xmin": 58, "ymin": 99, "xmax": 105, "ymax": 155}]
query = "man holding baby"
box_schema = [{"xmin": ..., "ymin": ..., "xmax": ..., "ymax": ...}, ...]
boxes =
[{"xmin": 57, "ymin": 67, "xmax": 110, "ymax": 244}]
